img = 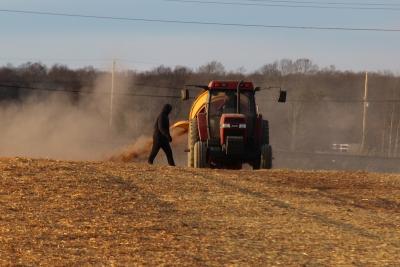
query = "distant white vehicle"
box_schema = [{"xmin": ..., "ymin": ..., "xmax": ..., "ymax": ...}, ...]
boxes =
[{"xmin": 331, "ymin": 143, "xmax": 361, "ymax": 154}]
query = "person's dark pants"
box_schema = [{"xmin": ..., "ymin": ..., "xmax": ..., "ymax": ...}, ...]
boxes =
[{"xmin": 148, "ymin": 136, "xmax": 175, "ymax": 166}]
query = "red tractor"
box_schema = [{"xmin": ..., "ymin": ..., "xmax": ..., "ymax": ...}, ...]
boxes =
[{"xmin": 173, "ymin": 80, "xmax": 286, "ymax": 169}]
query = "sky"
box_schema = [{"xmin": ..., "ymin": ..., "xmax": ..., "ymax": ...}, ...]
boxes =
[{"xmin": 0, "ymin": 0, "xmax": 399, "ymax": 73}]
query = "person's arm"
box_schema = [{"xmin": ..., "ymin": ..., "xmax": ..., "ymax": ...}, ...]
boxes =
[{"xmin": 158, "ymin": 115, "xmax": 172, "ymax": 141}]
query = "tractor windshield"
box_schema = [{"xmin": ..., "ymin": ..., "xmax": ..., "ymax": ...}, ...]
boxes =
[
  {"xmin": 208, "ymin": 90, "xmax": 255, "ymax": 139},
  {"xmin": 209, "ymin": 90, "xmax": 254, "ymax": 116}
]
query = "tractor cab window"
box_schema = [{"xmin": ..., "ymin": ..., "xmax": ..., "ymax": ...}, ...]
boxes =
[
  {"xmin": 209, "ymin": 90, "xmax": 254, "ymax": 116},
  {"xmin": 208, "ymin": 90, "xmax": 255, "ymax": 139}
]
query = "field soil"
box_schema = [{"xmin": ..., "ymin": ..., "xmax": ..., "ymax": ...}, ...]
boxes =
[{"xmin": 0, "ymin": 158, "xmax": 399, "ymax": 266}]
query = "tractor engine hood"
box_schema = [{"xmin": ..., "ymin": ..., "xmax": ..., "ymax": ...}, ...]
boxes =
[{"xmin": 220, "ymin": 114, "xmax": 247, "ymax": 145}]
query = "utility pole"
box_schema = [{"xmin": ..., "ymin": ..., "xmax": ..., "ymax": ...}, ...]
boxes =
[
  {"xmin": 394, "ymin": 117, "xmax": 400, "ymax": 157},
  {"xmin": 290, "ymin": 102, "xmax": 297, "ymax": 152},
  {"xmin": 360, "ymin": 72, "xmax": 368, "ymax": 154},
  {"xmin": 388, "ymin": 88, "xmax": 396, "ymax": 157},
  {"xmin": 109, "ymin": 59, "xmax": 116, "ymax": 128}
]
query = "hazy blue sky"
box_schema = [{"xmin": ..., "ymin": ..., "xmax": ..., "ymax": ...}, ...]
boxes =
[{"xmin": 0, "ymin": 0, "xmax": 399, "ymax": 72}]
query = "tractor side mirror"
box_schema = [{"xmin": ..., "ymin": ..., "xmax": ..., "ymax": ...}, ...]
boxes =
[
  {"xmin": 181, "ymin": 89, "xmax": 189, "ymax": 101},
  {"xmin": 278, "ymin": 90, "xmax": 287, "ymax": 103}
]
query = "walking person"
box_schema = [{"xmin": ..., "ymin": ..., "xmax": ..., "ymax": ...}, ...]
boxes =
[{"xmin": 148, "ymin": 104, "xmax": 176, "ymax": 166}]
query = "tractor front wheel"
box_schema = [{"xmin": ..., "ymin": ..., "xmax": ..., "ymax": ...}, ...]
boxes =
[{"xmin": 252, "ymin": 158, "xmax": 261, "ymax": 170}]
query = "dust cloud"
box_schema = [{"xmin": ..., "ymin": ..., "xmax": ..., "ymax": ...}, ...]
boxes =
[
  {"xmin": 0, "ymin": 73, "xmax": 186, "ymax": 163},
  {"xmin": 0, "ymin": 95, "xmax": 106, "ymax": 160}
]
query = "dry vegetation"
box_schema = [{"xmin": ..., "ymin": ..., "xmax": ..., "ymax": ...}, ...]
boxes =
[{"xmin": 0, "ymin": 157, "xmax": 399, "ymax": 266}]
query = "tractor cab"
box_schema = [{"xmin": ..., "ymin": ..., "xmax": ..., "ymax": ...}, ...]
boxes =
[{"xmin": 207, "ymin": 81, "xmax": 257, "ymax": 144}]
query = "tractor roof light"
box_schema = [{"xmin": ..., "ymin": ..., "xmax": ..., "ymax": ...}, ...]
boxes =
[{"xmin": 208, "ymin": 81, "xmax": 254, "ymax": 90}]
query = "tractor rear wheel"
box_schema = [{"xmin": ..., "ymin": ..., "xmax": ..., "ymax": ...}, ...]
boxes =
[
  {"xmin": 260, "ymin": 144, "xmax": 273, "ymax": 169},
  {"xmin": 262, "ymin": 120, "xmax": 270, "ymax": 145},
  {"xmin": 194, "ymin": 141, "xmax": 207, "ymax": 168},
  {"xmin": 253, "ymin": 120, "xmax": 272, "ymax": 170},
  {"xmin": 188, "ymin": 118, "xmax": 199, "ymax": 167}
]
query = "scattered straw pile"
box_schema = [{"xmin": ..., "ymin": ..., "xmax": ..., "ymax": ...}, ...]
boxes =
[
  {"xmin": 109, "ymin": 127, "xmax": 187, "ymax": 162},
  {"xmin": 0, "ymin": 158, "xmax": 399, "ymax": 265}
]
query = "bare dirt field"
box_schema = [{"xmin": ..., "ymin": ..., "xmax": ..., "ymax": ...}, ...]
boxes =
[{"xmin": 0, "ymin": 158, "xmax": 399, "ymax": 266}]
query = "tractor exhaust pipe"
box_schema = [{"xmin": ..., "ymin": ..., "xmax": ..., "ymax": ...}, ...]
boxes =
[{"xmin": 237, "ymin": 80, "xmax": 243, "ymax": 114}]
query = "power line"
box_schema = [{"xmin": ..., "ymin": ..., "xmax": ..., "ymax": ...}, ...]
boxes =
[
  {"xmin": 164, "ymin": 0, "xmax": 400, "ymax": 11},
  {"xmin": 0, "ymin": 83, "xmax": 182, "ymax": 98},
  {"xmin": 0, "ymin": 83, "xmax": 86, "ymax": 94},
  {"xmin": 240, "ymin": 0, "xmax": 400, "ymax": 7},
  {"xmin": 0, "ymin": 8, "xmax": 399, "ymax": 32},
  {"xmin": 132, "ymin": 83, "xmax": 183, "ymax": 90},
  {"xmin": 0, "ymin": 79, "xmax": 184, "ymax": 91},
  {"xmin": 2, "ymin": 83, "xmax": 400, "ymax": 103},
  {"xmin": 285, "ymin": 99, "xmax": 400, "ymax": 103},
  {"xmin": 261, "ymin": 99, "xmax": 400, "ymax": 103}
]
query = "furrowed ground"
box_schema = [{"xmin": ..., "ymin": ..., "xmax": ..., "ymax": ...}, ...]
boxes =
[{"xmin": 0, "ymin": 158, "xmax": 399, "ymax": 266}]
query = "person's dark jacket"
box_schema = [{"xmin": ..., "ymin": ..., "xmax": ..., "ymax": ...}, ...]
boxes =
[{"xmin": 153, "ymin": 104, "xmax": 172, "ymax": 142}]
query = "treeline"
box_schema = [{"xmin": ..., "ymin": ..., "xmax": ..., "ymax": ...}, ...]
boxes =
[
  {"xmin": 1, "ymin": 59, "xmax": 400, "ymax": 157},
  {"xmin": 0, "ymin": 59, "xmax": 368, "ymax": 98}
]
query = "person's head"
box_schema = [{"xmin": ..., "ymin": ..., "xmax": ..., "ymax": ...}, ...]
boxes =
[{"xmin": 162, "ymin": 104, "xmax": 172, "ymax": 115}]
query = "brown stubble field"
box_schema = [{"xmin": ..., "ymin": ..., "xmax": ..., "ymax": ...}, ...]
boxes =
[{"xmin": 0, "ymin": 157, "xmax": 399, "ymax": 266}]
